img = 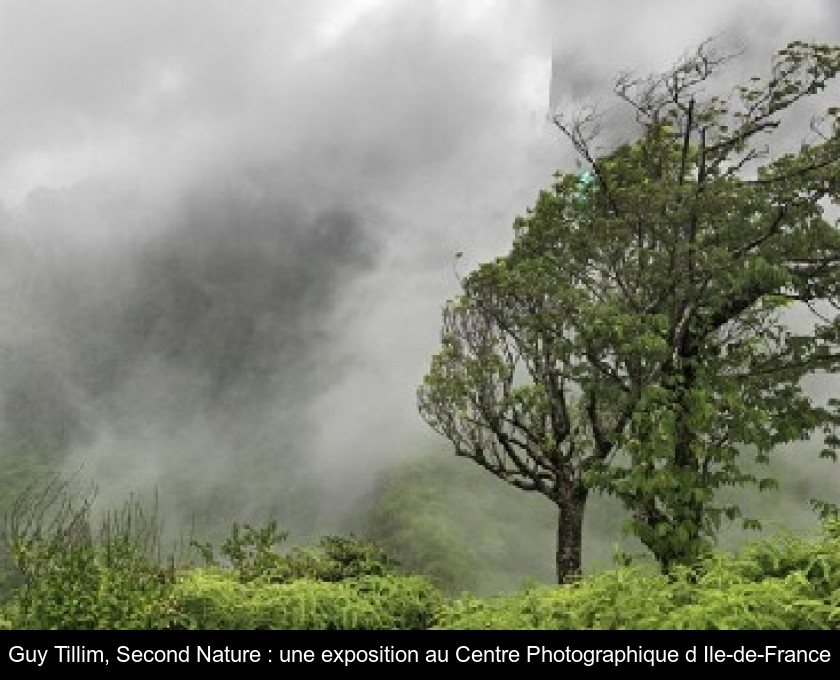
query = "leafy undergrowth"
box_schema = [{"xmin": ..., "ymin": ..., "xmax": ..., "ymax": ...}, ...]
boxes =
[
  {"xmin": 2, "ymin": 487, "xmax": 839, "ymax": 629},
  {"xmin": 171, "ymin": 570, "xmax": 441, "ymax": 630},
  {"xmin": 435, "ymin": 520, "xmax": 840, "ymax": 630}
]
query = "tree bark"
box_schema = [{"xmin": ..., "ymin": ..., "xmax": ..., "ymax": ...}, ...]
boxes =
[{"xmin": 555, "ymin": 486, "xmax": 588, "ymax": 583}]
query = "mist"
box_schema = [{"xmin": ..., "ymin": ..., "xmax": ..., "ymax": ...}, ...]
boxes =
[{"xmin": 0, "ymin": 0, "xmax": 837, "ymax": 570}]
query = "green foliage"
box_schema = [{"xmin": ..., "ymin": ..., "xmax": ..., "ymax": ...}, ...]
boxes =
[
  {"xmin": 3, "ymin": 480, "xmax": 178, "ymax": 629},
  {"xmin": 435, "ymin": 521, "xmax": 840, "ymax": 629},
  {"xmin": 2, "ymin": 482, "xmax": 437, "ymax": 630},
  {"xmin": 1, "ymin": 481, "xmax": 837, "ymax": 630},
  {"xmin": 419, "ymin": 38, "xmax": 840, "ymax": 577},
  {"xmin": 434, "ymin": 569, "xmax": 674, "ymax": 629},
  {"xmin": 171, "ymin": 569, "xmax": 442, "ymax": 630},
  {"xmin": 287, "ymin": 535, "xmax": 401, "ymax": 581},
  {"xmin": 0, "ymin": 448, "xmax": 57, "ymax": 600},
  {"xmin": 0, "ymin": 601, "xmax": 13, "ymax": 629},
  {"xmin": 194, "ymin": 520, "xmax": 400, "ymax": 584},
  {"xmin": 192, "ymin": 521, "xmax": 289, "ymax": 582}
]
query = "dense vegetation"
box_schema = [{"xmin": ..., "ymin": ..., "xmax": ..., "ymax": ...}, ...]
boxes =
[
  {"xmin": 436, "ymin": 520, "xmax": 840, "ymax": 629},
  {"xmin": 1, "ymin": 480, "xmax": 838, "ymax": 629}
]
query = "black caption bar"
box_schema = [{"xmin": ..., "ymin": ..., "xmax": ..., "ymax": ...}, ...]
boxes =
[{"xmin": 2, "ymin": 631, "xmax": 837, "ymax": 670}]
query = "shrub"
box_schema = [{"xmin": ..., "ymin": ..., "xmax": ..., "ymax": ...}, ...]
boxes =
[
  {"xmin": 435, "ymin": 521, "xmax": 840, "ymax": 630},
  {"xmin": 171, "ymin": 569, "xmax": 441, "ymax": 630},
  {"xmin": 193, "ymin": 520, "xmax": 400, "ymax": 583},
  {"xmin": 2, "ymin": 479, "xmax": 178, "ymax": 629}
]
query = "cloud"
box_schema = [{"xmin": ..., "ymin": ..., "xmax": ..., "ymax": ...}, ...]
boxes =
[{"xmin": 0, "ymin": 0, "xmax": 836, "ymax": 534}]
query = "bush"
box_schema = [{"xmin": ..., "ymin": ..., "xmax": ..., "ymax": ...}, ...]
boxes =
[
  {"xmin": 434, "ymin": 569, "xmax": 675, "ymax": 629},
  {"xmin": 3, "ymin": 480, "xmax": 178, "ymax": 629},
  {"xmin": 435, "ymin": 521, "xmax": 840, "ymax": 630},
  {"xmin": 171, "ymin": 569, "xmax": 441, "ymax": 630},
  {"xmin": 193, "ymin": 520, "xmax": 400, "ymax": 583},
  {"xmin": 5, "ymin": 485, "xmax": 836, "ymax": 630},
  {"xmin": 176, "ymin": 521, "xmax": 440, "ymax": 630}
]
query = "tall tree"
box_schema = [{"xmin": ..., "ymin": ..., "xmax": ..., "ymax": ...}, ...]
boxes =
[{"xmin": 418, "ymin": 39, "xmax": 840, "ymax": 580}]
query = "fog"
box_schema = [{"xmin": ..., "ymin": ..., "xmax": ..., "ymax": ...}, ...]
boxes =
[{"xmin": 0, "ymin": 0, "xmax": 837, "ymax": 553}]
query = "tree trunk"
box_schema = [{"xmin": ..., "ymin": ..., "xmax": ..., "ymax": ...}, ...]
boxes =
[{"xmin": 555, "ymin": 486, "xmax": 588, "ymax": 583}]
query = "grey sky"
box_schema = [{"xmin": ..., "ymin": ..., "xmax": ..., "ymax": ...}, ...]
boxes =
[{"xmin": 0, "ymin": 0, "xmax": 837, "ymax": 531}]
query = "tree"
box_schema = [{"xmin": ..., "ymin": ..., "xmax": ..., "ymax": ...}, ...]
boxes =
[{"xmin": 417, "ymin": 39, "xmax": 840, "ymax": 581}]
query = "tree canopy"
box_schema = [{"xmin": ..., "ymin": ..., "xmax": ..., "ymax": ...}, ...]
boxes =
[{"xmin": 418, "ymin": 39, "xmax": 840, "ymax": 581}]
